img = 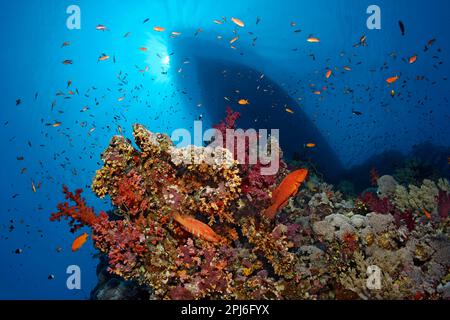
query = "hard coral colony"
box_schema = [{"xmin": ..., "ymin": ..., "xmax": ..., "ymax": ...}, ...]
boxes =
[{"xmin": 51, "ymin": 110, "xmax": 450, "ymax": 300}]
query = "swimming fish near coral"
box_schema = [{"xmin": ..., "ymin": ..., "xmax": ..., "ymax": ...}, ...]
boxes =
[
  {"xmin": 422, "ymin": 208, "xmax": 432, "ymax": 220},
  {"xmin": 238, "ymin": 99, "xmax": 250, "ymax": 105},
  {"xmin": 71, "ymin": 233, "xmax": 89, "ymax": 252},
  {"xmin": 263, "ymin": 169, "xmax": 309, "ymax": 219},
  {"xmin": 386, "ymin": 75, "xmax": 399, "ymax": 84},
  {"xmin": 173, "ymin": 213, "xmax": 221, "ymax": 243}
]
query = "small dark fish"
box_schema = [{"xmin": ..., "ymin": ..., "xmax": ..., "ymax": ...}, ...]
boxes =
[
  {"xmin": 48, "ymin": 274, "xmax": 55, "ymax": 280},
  {"xmin": 16, "ymin": 99, "xmax": 21, "ymax": 106},
  {"xmin": 398, "ymin": 20, "xmax": 405, "ymax": 36},
  {"xmin": 16, "ymin": 156, "xmax": 24, "ymax": 160},
  {"xmin": 352, "ymin": 109, "xmax": 363, "ymax": 116},
  {"xmin": 143, "ymin": 18, "xmax": 149, "ymax": 24},
  {"xmin": 15, "ymin": 248, "xmax": 22, "ymax": 254}
]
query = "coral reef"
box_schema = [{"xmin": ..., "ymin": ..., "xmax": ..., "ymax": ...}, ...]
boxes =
[{"xmin": 51, "ymin": 111, "xmax": 450, "ymax": 300}]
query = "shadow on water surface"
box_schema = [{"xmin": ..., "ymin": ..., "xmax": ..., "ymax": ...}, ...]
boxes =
[
  {"xmin": 171, "ymin": 37, "xmax": 449, "ymax": 191},
  {"xmin": 171, "ymin": 37, "xmax": 344, "ymax": 181}
]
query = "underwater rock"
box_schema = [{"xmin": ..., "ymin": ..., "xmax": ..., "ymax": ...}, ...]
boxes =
[
  {"xmin": 92, "ymin": 278, "xmax": 153, "ymax": 300},
  {"xmin": 91, "ymin": 255, "xmax": 154, "ymax": 300}
]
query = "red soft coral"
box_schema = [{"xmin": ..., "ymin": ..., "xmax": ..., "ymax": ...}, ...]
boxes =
[
  {"xmin": 213, "ymin": 106, "xmax": 241, "ymax": 135},
  {"xmin": 113, "ymin": 170, "xmax": 149, "ymax": 215},
  {"xmin": 213, "ymin": 108, "xmax": 285, "ymax": 208},
  {"xmin": 241, "ymin": 162, "xmax": 286, "ymax": 208},
  {"xmin": 359, "ymin": 192, "xmax": 415, "ymax": 230},
  {"xmin": 393, "ymin": 209, "xmax": 415, "ymax": 231},
  {"xmin": 50, "ymin": 186, "xmax": 103, "ymax": 233},
  {"xmin": 92, "ymin": 215, "xmax": 151, "ymax": 277}
]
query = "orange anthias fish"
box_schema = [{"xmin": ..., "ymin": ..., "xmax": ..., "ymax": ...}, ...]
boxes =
[
  {"xmin": 231, "ymin": 17, "xmax": 245, "ymax": 27},
  {"xmin": 307, "ymin": 37, "xmax": 320, "ymax": 43},
  {"xmin": 386, "ymin": 75, "xmax": 399, "ymax": 84},
  {"xmin": 173, "ymin": 213, "xmax": 221, "ymax": 243},
  {"xmin": 422, "ymin": 209, "xmax": 432, "ymax": 220},
  {"xmin": 153, "ymin": 26, "xmax": 165, "ymax": 32},
  {"xmin": 238, "ymin": 99, "xmax": 250, "ymax": 105},
  {"xmin": 325, "ymin": 69, "xmax": 332, "ymax": 79},
  {"xmin": 263, "ymin": 169, "xmax": 309, "ymax": 219},
  {"xmin": 98, "ymin": 54, "xmax": 110, "ymax": 62},
  {"xmin": 95, "ymin": 24, "xmax": 108, "ymax": 31},
  {"xmin": 72, "ymin": 233, "xmax": 89, "ymax": 252}
]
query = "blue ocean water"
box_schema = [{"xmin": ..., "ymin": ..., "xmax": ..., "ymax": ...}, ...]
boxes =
[{"xmin": 0, "ymin": 0, "xmax": 449, "ymax": 299}]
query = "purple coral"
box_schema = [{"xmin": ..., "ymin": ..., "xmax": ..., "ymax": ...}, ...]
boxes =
[
  {"xmin": 359, "ymin": 192, "xmax": 394, "ymax": 214},
  {"xmin": 438, "ymin": 190, "xmax": 450, "ymax": 219}
]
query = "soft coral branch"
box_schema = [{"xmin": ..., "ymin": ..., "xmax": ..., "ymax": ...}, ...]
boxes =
[
  {"xmin": 213, "ymin": 108, "xmax": 285, "ymax": 208},
  {"xmin": 50, "ymin": 186, "xmax": 103, "ymax": 233},
  {"xmin": 438, "ymin": 190, "xmax": 450, "ymax": 219}
]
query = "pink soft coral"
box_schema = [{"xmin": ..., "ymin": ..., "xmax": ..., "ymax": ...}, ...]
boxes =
[{"xmin": 213, "ymin": 108, "xmax": 285, "ymax": 208}]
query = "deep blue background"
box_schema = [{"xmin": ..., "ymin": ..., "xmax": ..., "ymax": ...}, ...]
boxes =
[{"xmin": 0, "ymin": 0, "xmax": 449, "ymax": 299}]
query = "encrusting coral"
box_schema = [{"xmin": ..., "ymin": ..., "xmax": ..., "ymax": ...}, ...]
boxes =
[{"xmin": 52, "ymin": 109, "xmax": 450, "ymax": 300}]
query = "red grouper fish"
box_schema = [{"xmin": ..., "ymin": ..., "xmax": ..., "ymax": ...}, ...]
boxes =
[
  {"xmin": 173, "ymin": 213, "xmax": 221, "ymax": 243},
  {"xmin": 263, "ymin": 169, "xmax": 309, "ymax": 220}
]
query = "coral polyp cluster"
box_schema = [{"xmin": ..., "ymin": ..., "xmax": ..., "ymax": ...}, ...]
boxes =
[{"xmin": 51, "ymin": 112, "xmax": 450, "ymax": 300}]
